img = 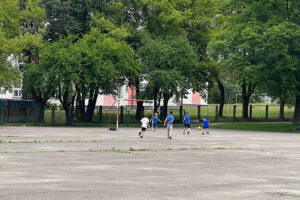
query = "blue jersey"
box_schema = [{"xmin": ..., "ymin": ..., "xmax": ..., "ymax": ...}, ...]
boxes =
[
  {"xmin": 203, "ymin": 119, "xmax": 209, "ymax": 127},
  {"xmin": 184, "ymin": 115, "xmax": 190, "ymax": 124},
  {"xmin": 152, "ymin": 116, "xmax": 159, "ymax": 124},
  {"xmin": 166, "ymin": 115, "xmax": 174, "ymax": 125}
]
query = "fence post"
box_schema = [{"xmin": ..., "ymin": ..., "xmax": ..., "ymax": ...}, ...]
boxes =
[
  {"xmin": 51, "ymin": 107, "xmax": 55, "ymax": 126},
  {"xmin": 233, "ymin": 105, "xmax": 237, "ymax": 121},
  {"xmin": 127, "ymin": 109, "xmax": 130, "ymax": 127},
  {"xmin": 99, "ymin": 106, "xmax": 102, "ymax": 124},
  {"xmin": 266, "ymin": 105, "xmax": 269, "ymax": 120},
  {"xmin": 179, "ymin": 106, "xmax": 183, "ymax": 122},
  {"xmin": 120, "ymin": 106, "xmax": 124, "ymax": 123},
  {"xmin": 26, "ymin": 106, "xmax": 30, "ymax": 123},
  {"xmin": 198, "ymin": 105, "xmax": 201, "ymax": 123},
  {"xmin": 215, "ymin": 106, "xmax": 218, "ymax": 121},
  {"xmin": 34, "ymin": 105, "xmax": 38, "ymax": 125},
  {"xmin": 0, "ymin": 105, "xmax": 3, "ymax": 125},
  {"xmin": 250, "ymin": 105, "xmax": 253, "ymax": 120}
]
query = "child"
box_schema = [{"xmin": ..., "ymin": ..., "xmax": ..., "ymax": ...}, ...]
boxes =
[
  {"xmin": 138, "ymin": 114, "xmax": 149, "ymax": 138},
  {"xmin": 152, "ymin": 112, "xmax": 162, "ymax": 131},
  {"xmin": 183, "ymin": 112, "xmax": 191, "ymax": 135},
  {"xmin": 202, "ymin": 118, "xmax": 209, "ymax": 135},
  {"xmin": 164, "ymin": 111, "xmax": 174, "ymax": 139}
]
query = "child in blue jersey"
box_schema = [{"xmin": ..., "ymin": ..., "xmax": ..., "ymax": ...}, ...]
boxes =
[
  {"xmin": 164, "ymin": 111, "xmax": 175, "ymax": 139},
  {"xmin": 202, "ymin": 118, "xmax": 209, "ymax": 135},
  {"xmin": 152, "ymin": 112, "xmax": 162, "ymax": 131},
  {"xmin": 183, "ymin": 112, "xmax": 191, "ymax": 135}
]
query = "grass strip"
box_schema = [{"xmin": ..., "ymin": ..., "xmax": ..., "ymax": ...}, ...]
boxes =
[{"xmin": 211, "ymin": 122, "xmax": 300, "ymax": 133}]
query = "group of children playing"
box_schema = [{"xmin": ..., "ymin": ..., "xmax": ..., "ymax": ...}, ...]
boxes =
[{"xmin": 138, "ymin": 111, "xmax": 209, "ymax": 139}]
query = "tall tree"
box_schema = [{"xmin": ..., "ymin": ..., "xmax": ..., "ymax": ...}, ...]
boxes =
[{"xmin": 138, "ymin": 35, "xmax": 198, "ymax": 117}]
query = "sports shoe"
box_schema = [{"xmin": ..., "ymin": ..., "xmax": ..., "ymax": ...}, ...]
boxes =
[
  {"xmin": 207, "ymin": 132, "xmax": 209, "ymax": 134},
  {"xmin": 202, "ymin": 132, "xmax": 204, "ymax": 135},
  {"xmin": 188, "ymin": 131, "xmax": 190, "ymax": 135},
  {"xmin": 138, "ymin": 131, "xmax": 141, "ymax": 136},
  {"xmin": 140, "ymin": 135, "xmax": 143, "ymax": 138},
  {"xmin": 169, "ymin": 136, "xmax": 172, "ymax": 139}
]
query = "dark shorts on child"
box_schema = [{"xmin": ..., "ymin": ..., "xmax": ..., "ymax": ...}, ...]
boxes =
[
  {"xmin": 141, "ymin": 127, "xmax": 146, "ymax": 131},
  {"xmin": 152, "ymin": 123, "xmax": 157, "ymax": 127},
  {"xmin": 184, "ymin": 124, "xmax": 190, "ymax": 128},
  {"xmin": 203, "ymin": 125, "xmax": 209, "ymax": 129}
]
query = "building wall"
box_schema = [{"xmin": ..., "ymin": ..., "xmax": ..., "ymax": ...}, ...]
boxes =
[
  {"xmin": 96, "ymin": 86, "xmax": 207, "ymax": 107},
  {"xmin": 0, "ymin": 88, "xmax": 22, "ymax": 100}
]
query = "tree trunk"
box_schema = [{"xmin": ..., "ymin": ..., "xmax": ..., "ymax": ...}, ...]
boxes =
[
  {"xmin": 135, "ymin": 81, "xmax": 144, "ymax": 120},
  {"xmin": 242, "ymin": 84, "xmax": 250, "ymax": 119},
  {"xmin": 293, "ymin": 95, "xmax": 300, "ymax": 123},
  {"xmin": 86, "ymin": 91, "xmax": 98, "ymax": 122},
  {"xmin": 136, "ymin": 101, "xmax": 144, "ymax": 120},
  {"xmin": 162, "ymin": 98, "xmax": 169, "ymax": 119},
  {"xmin": 37, "ymin": 103, "xmax": 45, "ymax": 123},
  {"xmin": 280, "ymin": 99, "xmax": 285, "ymax": 120},
  {"xmin": 78, "ymin": 99, "xmax": 86, "ymax": 122},
  {"xmin": 154, "ymin": 98, "xmax": 158, "ymax": 113},
  {"xmin": 217, "ymin": 80, "xmax": 225, "ymax": 117}
]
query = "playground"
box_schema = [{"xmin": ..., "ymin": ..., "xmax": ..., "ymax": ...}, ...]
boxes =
[{"xmin": 1, "ymin": 126, "xmax": 300, "ymax": 199}]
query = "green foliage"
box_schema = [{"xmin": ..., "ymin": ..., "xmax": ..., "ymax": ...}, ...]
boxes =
[
  {"xmin": 208, "ymin": 0, "xmax": 300, "ymax": 118},
  {"xmin": 42, "ymin": 0, "xmax": 92, "ymax": 41},
  {"xmin": 138, "ymin": 35, "xmax": 197, "ymax": 107},
  {"xmin": 0, "ymin": 0, "xmax": 44, "ymax": 92},
  {"xmin": 260, "ymin": 22, "xmax": 300, "ymax": 102}
]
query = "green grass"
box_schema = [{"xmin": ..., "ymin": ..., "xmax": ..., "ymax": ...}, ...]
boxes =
[
  {"xmin": 184, "ymin": 104, "xmax": 294, "ymax": 122},
  {"xmin": 211, "ymin": 122, "xmax": 300, "ymax": 133}
]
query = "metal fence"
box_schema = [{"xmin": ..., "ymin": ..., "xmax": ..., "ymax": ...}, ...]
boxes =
[{"xmin": 0, "ymin": 103, "xmax": 295, "ymax": 126}]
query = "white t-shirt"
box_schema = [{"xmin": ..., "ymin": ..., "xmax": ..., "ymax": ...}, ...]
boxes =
[{"xmin": 140, "ymin": 117, "xmax": 149, "ymax": 128}]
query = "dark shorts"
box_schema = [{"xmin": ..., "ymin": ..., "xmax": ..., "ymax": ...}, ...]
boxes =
[
  {"xmin": 141, "ymin": 127, "xmax": 146, "ymax": 131},
  {"xmin": 184, "ymin": 124, "xmax": 190, "ymax": 128},
  {"xmin": 152, "ymin": 123, "xmax": 157, "ymax": 127},
  {"xmin": 203, "ymin": 126, "xmax": 209, "ymax": 129}
]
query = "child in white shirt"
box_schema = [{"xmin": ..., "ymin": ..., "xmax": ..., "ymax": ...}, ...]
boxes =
[{"xmin": 139, "ymin": 114, "xmax": 149, "ymax": 138}]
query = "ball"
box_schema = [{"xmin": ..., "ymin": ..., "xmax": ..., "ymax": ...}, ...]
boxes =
[{"xmin": 197, "ymin": 126, "xmax": 202, "ymax": 130}]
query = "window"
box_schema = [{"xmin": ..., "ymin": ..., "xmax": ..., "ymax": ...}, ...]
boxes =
[{"xmin": 12, "ymin": 88, "xmax": 22, "ymax": 98}]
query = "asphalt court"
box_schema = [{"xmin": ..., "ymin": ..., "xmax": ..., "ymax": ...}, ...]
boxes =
[{"xmin": 0, "ymin": 126, "xmax": 300, "ymax": 200}]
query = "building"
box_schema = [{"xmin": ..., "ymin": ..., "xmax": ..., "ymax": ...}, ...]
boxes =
[{"xmin": 94, "ymin": 85, "xmax": 207, "ymax": 107}]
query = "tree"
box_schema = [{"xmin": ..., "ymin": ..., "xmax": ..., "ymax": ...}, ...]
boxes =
[
  {"xmin": 138, "ymin": 35, "xmax": 198, "ymax": 117},
  {"xmin": 0, "ymin": 0, "xmax": 22, "ymax": 92},
  {"xmin": 260, "ymin": 22, "xmax": 299, "ymax": 122},
  {"xmin": 74, "ymin": 26, "xmax": 139, "ymax": 122}
]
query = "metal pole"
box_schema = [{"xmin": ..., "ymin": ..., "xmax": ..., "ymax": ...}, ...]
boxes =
[
  {"xmin": 233, "ymin": 105, "xmax": 237, "ymax": 121},
  {"xmin": 215, "ymin": 106, "xmax": 218, "ymax": 121},
  {"xmin": 116, "ymin": 99, "xmax": 119, "ymax": 130}
]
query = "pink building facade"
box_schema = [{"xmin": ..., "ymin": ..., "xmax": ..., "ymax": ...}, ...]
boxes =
[{"xmin": 95, "ymin": 85, "xmax": 207, "ymax": 107}]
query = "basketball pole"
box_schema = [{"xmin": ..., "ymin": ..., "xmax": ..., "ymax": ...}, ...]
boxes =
[{"xmin": 116, "ymin": 98, "xmax": 119, "ymax": 130}]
